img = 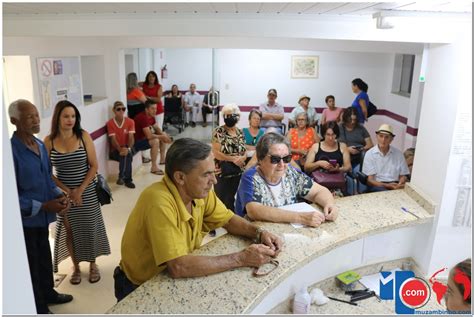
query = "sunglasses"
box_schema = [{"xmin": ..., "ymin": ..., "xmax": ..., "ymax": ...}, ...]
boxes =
[
  {"xmin": 115, "ymin": 107, "xmax": 126, "ymax": 112},
  {"xmin": 268, "ymin": 154, "xmax": 292, "ymax": 164}
]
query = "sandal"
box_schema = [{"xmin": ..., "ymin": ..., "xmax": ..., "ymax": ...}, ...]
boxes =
[
  {"xmin": 70, "ymin": 270, "xmax": 81, "ymax": 285},
  {"xmin": 151, "ymin": 169, "xmax": 165, "ymax": 175},
  {"xmin": 89, "ymin": 265, "xmax": 101, "ymax": 283}
]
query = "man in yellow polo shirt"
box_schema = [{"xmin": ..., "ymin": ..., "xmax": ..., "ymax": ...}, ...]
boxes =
[{"xmin": 114, "ymin": 138, "xmax": 283, "ymax": 302}]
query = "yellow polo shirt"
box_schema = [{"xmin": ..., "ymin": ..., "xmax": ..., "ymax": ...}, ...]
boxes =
[{"xmin": 120, "ymin": 175, "xmax": 234, "ymax": 285}]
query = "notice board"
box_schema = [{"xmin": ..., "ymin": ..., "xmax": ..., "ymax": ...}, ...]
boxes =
[{"xmin": 36, "ymin": 57, "xmax": 83, "ymax": 118}]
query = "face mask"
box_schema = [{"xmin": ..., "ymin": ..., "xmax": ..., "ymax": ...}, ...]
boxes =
[{"xmin": 224, "ymin": 115, "xmax": 238, "ymax": 127}]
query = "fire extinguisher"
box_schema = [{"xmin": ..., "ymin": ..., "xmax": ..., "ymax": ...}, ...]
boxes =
[{"xmin": 161, "ymin": 65, "xmax": 168, "ymax": 79}]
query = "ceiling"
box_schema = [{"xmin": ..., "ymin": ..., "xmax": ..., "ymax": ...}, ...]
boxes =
[{"xmin": 3, "ymin": 2, "xmax": 472, "ymax": 16}]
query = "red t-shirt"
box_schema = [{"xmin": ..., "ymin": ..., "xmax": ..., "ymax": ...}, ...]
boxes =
[
  {"xmin": 106, "ymin": 117, "xmax": 135, "ymax": 151},
  {"xmin": 142, "ymin": 83, "xmax": 164, "ymax": 115},
  {"xmin": 134, "ymin": 111, "xmax": 156, "ymax": 141}
]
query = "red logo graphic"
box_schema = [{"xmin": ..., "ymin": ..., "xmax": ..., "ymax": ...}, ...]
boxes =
[
  {"xmin": 453, "ymin": 267, "xmax": 471, "ymax": 301},
  {"xmin": 399, "ymin": 277, "xmax": 431, "ymax": 309},
  {"xmin": 429, "ymin": 267, "xmax": 448, "ymax": 304}
]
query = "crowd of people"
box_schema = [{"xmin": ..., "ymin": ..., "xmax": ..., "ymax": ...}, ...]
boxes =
[{"xmin": 10, "ymin": 73, "xmax": 470, "ymax": 314}]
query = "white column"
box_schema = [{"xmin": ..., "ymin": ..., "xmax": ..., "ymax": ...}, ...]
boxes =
[{"xmin": 2, "ymin": 106, "xmax": 36, "ymax": 314}]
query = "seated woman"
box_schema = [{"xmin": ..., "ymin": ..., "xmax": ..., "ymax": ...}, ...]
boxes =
[
  {"xmin": 212, "ymin": 104, "xmax": 247, "ymax": 211},
  {"xmin": 235, "ymin": 132, "xmax": 338, "ymax": 227},
  {"xmin": 304, "ymin": 121, "xmax": 352, "ymax": 195},
  {"xmin": 126, "ymin": 72, "xmax": 147, "ymax": 119},
  {"xmin": 166, "ymin": 84, "xmax": 183, "ymax": 99},
  {"xmin": 242, "ymin": 109, "xmax": 265, "ymax": 159},
  {"xmin": 338, "ymin": 107, "xmax": 374, "ymax": 194},
  {"xmin": 320, "ymin": 95, "xmax": 343, "ymax": 126},
  {"xmin": 287, "ymin": 112, "xmax": 320, "ymax": 168}
]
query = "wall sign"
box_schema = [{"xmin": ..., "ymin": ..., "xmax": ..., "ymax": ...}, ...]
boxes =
[{"xmin": 37, "ymin": 57, "xmax": 83, "ymax": 118}]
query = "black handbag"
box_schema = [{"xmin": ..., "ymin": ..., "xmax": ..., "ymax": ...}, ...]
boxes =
[
  {"xmin": 219, "ymin": 161, "xmax": 243, "ymax": 177},
  {"xmin": 82, "ymin": 134, "xmax": 113, "ymax": 205},
  {"xmin": 367, "ymin": 101, "xmax": 378, "ymax": 118},
  {"xmin": 95, "ymin": 173, "xmax": 113, "ymax": 206}
]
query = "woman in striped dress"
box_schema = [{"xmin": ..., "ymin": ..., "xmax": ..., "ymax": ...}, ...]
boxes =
[{"xmin": 44, "ymin": 100, "xmax": 110, "ymax": 285}]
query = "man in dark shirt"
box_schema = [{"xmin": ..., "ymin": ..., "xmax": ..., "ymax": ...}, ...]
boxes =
[{"xmin": 9, "ymin": 99, "xmax": 74, "ymax": 314}]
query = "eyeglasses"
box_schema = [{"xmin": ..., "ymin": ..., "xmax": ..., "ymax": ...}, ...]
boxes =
[
  {"xmin": 268, "ymin": 154, "xmax": 292, "ymax": 164},
  {"xmin": 115, "ymin": 107, "xmax": 126, "ymax": 112}
]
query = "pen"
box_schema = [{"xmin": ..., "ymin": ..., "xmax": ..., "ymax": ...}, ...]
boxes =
[
  {"xmin": 401, "ymin": 207, "xmax": 420, "ymax": 219},
  {"xmin": 327, "ymin": 296, "xmax": 358, "ymax": 306}
]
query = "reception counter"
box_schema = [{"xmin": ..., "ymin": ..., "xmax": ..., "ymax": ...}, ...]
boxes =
[{"xmin": 107, "ymin": 184, "xmax": 435, "ymax": 314}]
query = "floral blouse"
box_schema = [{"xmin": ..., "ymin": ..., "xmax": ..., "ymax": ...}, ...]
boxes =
[
  {"xmin": 212, "ymin": 125, "xmax": 247, "ymax": 176},
  {"xmin": 235, "ymin": 165, "xmax": 314, "ymax": 216}
]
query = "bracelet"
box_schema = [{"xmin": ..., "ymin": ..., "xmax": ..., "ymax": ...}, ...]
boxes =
[{"xmin": 254, "ymin": 227, "xmax": 265, "ymax": 244}]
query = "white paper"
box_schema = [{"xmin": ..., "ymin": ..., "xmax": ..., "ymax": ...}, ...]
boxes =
[
  {"xmin": 277, "ymin": 202, "xmax": 317, "ymax": 228},
  {"xmin": 359, "ymin": 268, "xmax": 401, "ymax": 296}
]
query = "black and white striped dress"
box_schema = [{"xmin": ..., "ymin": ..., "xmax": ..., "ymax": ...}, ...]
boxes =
[{"xmin": 50, "ymin": 143, "xmax": 111, "ymax": 272}]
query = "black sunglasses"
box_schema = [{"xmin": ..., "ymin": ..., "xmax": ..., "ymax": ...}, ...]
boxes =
[
  {"xmin": 268, "ymin": 154, "xmax": 292, "ymax": 164},
  {"xmin": 115, "ymin": 107, "xmax": 126, "ymax": 112}
]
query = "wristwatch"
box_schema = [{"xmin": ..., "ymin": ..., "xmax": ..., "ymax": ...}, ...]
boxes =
[{"xmin": 254, "ymin": 227, "xmax": 265, "ymax": 244}]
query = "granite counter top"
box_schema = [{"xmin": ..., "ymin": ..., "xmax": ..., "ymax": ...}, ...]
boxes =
[{"xmin": 107, "ymin": 187, "xmax": 435, "ymax": 314}]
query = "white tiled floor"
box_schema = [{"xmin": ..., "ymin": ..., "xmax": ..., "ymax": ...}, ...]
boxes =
[{"xmin": 49, "ymin": 125, "xmax": 217, "ymax": 314}]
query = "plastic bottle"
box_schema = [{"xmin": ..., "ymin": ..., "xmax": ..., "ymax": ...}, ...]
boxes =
[{"xmin": 293, "ymin": 286, "xmax": 311, "ymax": 314}]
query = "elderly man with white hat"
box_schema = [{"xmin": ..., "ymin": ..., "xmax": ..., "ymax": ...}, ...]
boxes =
[
  {"xmin": 362, "ymin": 124, "xmax": 410, "ymax": 192},
  {"xmin": 288, "ymin": 95, "xmax": 319, "ymax": 130}
]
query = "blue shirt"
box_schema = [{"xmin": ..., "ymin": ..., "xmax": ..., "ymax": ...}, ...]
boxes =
[
  {"xmin": 235, "ymin": 165, "xmax": 313, "ymax": 217},
  {"xmin": 11, "ymin": 133, "xmax": 62, "ymax": 228},
  {"xmin": 352, "ymin": 91, "xmax": 370, "ymax": 123}
]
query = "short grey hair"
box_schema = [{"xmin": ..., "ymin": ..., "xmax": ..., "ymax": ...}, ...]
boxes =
[
  {"xmin": 256, "ymin": 132, "xmax": 291, "ymax": 161},
  {"xmin": 8, "ymin": 99, "xmax": 30, "ymax": 119},
  {"xmin": 222, "ymin": 103, "xmax": 240, "ymax": 117},
  {"xmin": 165, "ymin": 138, "xmax": 212, "ymax": 180},
  {"xmin": 295, "ymin": 111, "xmax": 309, "ymax": 128}
]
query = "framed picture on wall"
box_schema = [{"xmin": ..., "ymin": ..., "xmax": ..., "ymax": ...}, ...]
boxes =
[{"xmin": 291, "ymin": 55, "xmax": 319, "ymax": 78}]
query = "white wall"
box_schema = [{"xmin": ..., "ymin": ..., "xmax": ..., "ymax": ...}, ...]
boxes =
[
  {"xmin": 2, "ymin": 108, "xmax": 37, "ymax": 314},
  {"xmin": 164, "ymin": 48, "xmax": 213, "ymax": 91},
  {"xmin": 3, "ymin": 56, "xmax": 35, "ymax": 135},
  {"xmin": 410, "ymin": 28, "xmax": 472, "ymax": 277},
  {"xmin": 81, "ymin": 55, "xmax": 106, "ymax": 98},
  {"xmin": 216, "ymin": 49, "xmax": 393, "ymax": 109}
]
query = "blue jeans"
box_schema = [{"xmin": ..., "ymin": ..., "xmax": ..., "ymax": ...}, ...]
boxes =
[
  {"xmin": 109, "ymin": 150, "xmax": 133, "ymax": 183},
  {"xmin": 368, "ymin": 186, "xmax": 389, "ymax": 192},
  {"xmin": 346, "ymin": 164, "xmax": 368, "ymax": 195}
]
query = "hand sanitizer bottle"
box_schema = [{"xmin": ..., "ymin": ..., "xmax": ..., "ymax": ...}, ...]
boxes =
[{"xmin": 293, "ymin": 286, "xmax": 311, "ymax": 314}]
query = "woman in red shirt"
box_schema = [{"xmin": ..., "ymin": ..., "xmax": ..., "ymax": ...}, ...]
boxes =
[{"xmin": 142, "ymin": 71, "xmax": 164, "ymax": 129}]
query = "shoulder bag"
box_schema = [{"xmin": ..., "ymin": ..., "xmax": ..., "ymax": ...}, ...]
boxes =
[
  {"xmin": 82, "ymin": 134, "xmax": 113, "ymax": 205},
  {"xmin": 367, "ymin": 101, "xmax": 378, "ymax": 118},
  {"xmin": 311, "ymin": 169, "xmax": 346, "ymax": 191}
]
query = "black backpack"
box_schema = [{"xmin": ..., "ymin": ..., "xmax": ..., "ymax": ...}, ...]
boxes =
[{"xmin": 367, "ymin": 101, "xmax": 378, "ymax": 118}]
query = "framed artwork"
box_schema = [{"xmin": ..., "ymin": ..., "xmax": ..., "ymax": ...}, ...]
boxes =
[{"xmin": 291, "ymin": 55, "xmax": 319, "ymax": 78}]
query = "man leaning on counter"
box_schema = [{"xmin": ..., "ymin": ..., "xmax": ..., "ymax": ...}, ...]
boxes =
[{"xmin": 114, "ymin": 138, "xmax": 283, "ymax": 302}]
